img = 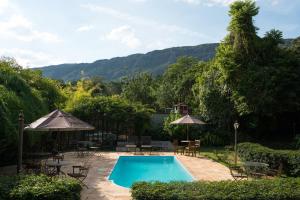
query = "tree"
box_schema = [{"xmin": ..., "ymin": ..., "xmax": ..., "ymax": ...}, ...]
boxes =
[
  {"xmin": 121, "ymin": 73, "xmax": 157, "ymax": 108},
  {"xmin": 0, "ymin": 58, "xmax": 65, "ymax": 165},
  {"xmin": 194, "ymin": 0, "xmax": 300, "ymax": 140},
  {"xmin": 156, "ymin": 56, "xmax": 201, "ymax": 109}
]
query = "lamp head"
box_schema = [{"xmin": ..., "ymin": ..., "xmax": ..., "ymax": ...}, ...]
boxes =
[{"xmin": 234, "ymin": 121, "xmax": 239, "ymax": 130}]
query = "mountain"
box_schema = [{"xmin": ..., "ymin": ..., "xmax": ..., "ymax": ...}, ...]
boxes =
[{"xmin": 38, "ymin": 43, "xmax": 218, "ymax": 81}]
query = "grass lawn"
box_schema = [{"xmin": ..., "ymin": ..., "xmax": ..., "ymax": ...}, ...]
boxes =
[{"xmin": 200, "ymin": 146, "xmax": 243, "ymax": 167}]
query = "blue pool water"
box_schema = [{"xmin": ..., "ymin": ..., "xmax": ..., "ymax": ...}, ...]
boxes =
[{"xmin": 108, "ymin": 156, "xmax": 194, "ymax": 188}]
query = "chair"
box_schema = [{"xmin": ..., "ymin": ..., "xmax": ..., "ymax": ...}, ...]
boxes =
[
  {"xmin": 126, "ymin": 135, "xmax": 138, "ymax": 152},
  {"xmin": 229, "ymin": 165, "xmax": 248, "ymax": 180},
  {"xmin": 173, "ymin": 140, "xmax": 184, "ymax": 155},
  {"xmin": 41, "ymin": 160, "xmax": 57, "ymax": 176},
  {"xmin": 185, "ymin": 141, "xmax": 196, "ymax": 156},
  {"xmin": 141, "ymin": 136, "xmax": 152, "ymax": 154},
  {"xmin": 67, "ymin": 165, "xmax": 89, "ymax": 188},
  {"xmin": 195, "ymin": 140, "xmax": 201, "ymax": 156},
  {"xmin": 68, "ymin": 158, "xmax": 91, "ymax": 188}
]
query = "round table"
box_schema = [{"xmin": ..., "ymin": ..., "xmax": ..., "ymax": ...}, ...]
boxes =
[
  {"xmin": 180, "ymin": 140, "xmax": 190, "ymax": 146},
  {"xmin": 46, "ymin": 160, "xmax": 69, "ymax": 175}
]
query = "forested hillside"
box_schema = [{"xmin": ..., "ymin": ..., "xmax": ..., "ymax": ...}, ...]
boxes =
[{"xmin": 39, "ymin": 43, "xmax": 218, "ymax": 81}]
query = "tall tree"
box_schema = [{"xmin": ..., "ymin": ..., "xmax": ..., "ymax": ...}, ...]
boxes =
[
  {"xmin": 121, "ymin": 73, "xmax": 157, "ymax": 108},
  {"xmin": 157, "ymin": 56, "xmax": 201, "ymax": 110}
]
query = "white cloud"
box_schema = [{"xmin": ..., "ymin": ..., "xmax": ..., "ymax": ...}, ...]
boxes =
[
  {"xmin": 0, "ymin": 1, "xmax": 61, "ymax": 43},
  {"xmin": 76, "ymin": 25, "xmax": 94, "ymax": 32},
  {"xmin": 106, "ymin": 25, "xmax": 141, "ymax": 48},
  {"xmin": 0, "ymin": 0, "xmax": 9, "ymax": 14},
  {"xmin": 0, "ymin": 48, "xmax": 62, "ymax": 67},
  {"xmin": 0, "ymin": 14, "xmax": 61, "ymax": 43},
  {"xmin": 81, "ymin": 4, "xmax": 214, "ymax": 41}
]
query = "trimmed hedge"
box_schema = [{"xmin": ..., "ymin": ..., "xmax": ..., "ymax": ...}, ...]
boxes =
[
  {"xmin": 0, "ymin": 175, "xmax": 81, "ymax": 200},
  {"xmin": 132, "ymin": 179, "xmax": 300, "ymax": 200},
  {"xmin": 238, "ymin": 142, "xmax": 300, "ymax": 177}
]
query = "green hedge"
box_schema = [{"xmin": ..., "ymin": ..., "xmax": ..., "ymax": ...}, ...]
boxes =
[
  {"xmin": 0, "ymin": 175, "xmax": 81, "ymax": 200},
  {"xmin": 238, "ymin": 142, "xmax": 300, "ymax": 177},
  {"xmin": 132, "ymin": 179, "xmax": 300, "ymax": 200}
]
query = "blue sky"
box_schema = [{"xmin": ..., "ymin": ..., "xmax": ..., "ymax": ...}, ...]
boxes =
[{"xmin": 0, "ymin": 0, "xmax": 299, "ymax": 67}]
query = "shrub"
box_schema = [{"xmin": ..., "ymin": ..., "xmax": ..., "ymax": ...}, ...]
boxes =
[
  {"xmin": 132, "ymin": 178, "xmax": 300, "ymax": 200},
  {"xmin": 238, "ymin": 142, "xmax": 300, "ymax": 177},
  {"xmin": 0, "ymin": 175, "xmax": 81, "ymax": 200}
]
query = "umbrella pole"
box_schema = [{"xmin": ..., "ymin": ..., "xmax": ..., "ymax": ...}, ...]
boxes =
[{"xmin": 186, "ymin": 125, "xmax": 189, "ymax": 140}]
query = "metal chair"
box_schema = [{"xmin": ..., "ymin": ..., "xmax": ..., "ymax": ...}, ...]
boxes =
[
  {"xmin": 68, "ymin": 165, "xmax": 89, "ymax": 188},
  {"xmin": 229, "ymin": 165, "xmax": 248, "ymax": 180}
]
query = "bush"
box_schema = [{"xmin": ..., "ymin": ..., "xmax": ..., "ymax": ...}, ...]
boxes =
[
  {"xmin": 132, "ymin": 178, "xmax": 300, "ymax": 200},
  {"xmin": 0, "ymin": 175, "xmax": 81, "ymax": 200},
  {"xmin": 238, "ymin": 142, "xmax": 300, "ymax": 177}
]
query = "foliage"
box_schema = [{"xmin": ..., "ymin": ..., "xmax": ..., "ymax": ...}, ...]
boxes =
[
  {"xmin": 199, "ymin": 131, "xmax": 230, "ymax": 146},
  {"xmin": 193, "ymin": 0, "xmax": 300, "ymax": 140},
  {"xmin": 65, "ymin": 95, "xmax": 154, "ymax": 136},
  {"xmin": 157, "ymin": 56, "xmax": 202, "ymax": 109},
  {"xmin": 0, "ymin": 59, "xmax": 64, "ymax": 165},
  {"xmin": 121, "ymin": 73, "xmax": 158, "ymax": 108},
  {"xmin": 132, "ymin": 178, "xmax": 300, "ymax": 200},
  {"xmin": 0, "ymin": 175, "xmax": 81, "ymax": 200},
  {"xmin": 238, "ymin": 142, "xmax": 300, "ymax": 177},
  {"xmin": 293, "ymin": 135, "xmax": 300, "ymax": 149},
  {"xmin": 163, "ymin": 112, "xmax": 185, "ymax": 139}
]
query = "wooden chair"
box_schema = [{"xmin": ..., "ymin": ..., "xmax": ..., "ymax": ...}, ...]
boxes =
[
  {"xmin": 195, "ymin": 140, "xmax": 201, "ymax": 156},
  {"xmin": 185, "ymin": 141, "xmax": 196, "ymax": 156},
  {"xmin": 229, "ymin": 165, "xmax": 248, "ymax": 180},
  {"xmin": 173, "ymin": 140, "xmax": 184, "ymax": 155}
]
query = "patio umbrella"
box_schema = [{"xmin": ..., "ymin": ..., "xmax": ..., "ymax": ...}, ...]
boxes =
[
  {"xmin": 17, "ymin": 109, "xmax": 94, "ymax": 173},
  {"xmin": 170, "ymin": 114, "xmax": 205, "ymax": 140},
  {"xmin": 25, "ymin": 109, "xmax": 94, "ymax": 132}
]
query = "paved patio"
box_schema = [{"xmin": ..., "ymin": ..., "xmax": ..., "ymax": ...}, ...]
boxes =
[{"xmin": 59, "ymin": 152, "xmax": 233, "ymax": 200}]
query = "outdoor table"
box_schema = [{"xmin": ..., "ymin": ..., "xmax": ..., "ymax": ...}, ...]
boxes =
[
  {"xmin": 243, "ymin": 161, "xmax": 269, "ymax": 178},
  {"xmin": 52, "ymin": 154, "xmax": 64, "ymax": 162},
  {"xmin": 46, "ymin": 160, "xmax": 69, "ymax": 175}
]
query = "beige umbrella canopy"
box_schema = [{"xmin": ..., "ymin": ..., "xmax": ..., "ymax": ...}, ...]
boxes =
[
  {"xmin": 25, "ymin": 109, "xmax": 94, "ymax": 132},
  {"xmin": 170, "ymin": 114, "xmax": 205, "ymax": 140}
]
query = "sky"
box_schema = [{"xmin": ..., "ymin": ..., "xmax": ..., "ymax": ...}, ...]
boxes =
[{"xmin": 0, "ymin": 0, "xmax": 299, "ymax": 68}]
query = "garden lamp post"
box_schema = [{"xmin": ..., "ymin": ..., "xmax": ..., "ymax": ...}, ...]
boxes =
[
  {"xmin": 17, "ymin": 111, "xmax": 24, "ymax": 174},
  {"xmin": 233, "ymin": 121, "xmax": 239, "ymax": 166}
]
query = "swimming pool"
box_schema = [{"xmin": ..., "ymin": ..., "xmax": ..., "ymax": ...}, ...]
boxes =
[{"xmin": 108, "ymin": 156, "xmax": 194, "ymax": 188}]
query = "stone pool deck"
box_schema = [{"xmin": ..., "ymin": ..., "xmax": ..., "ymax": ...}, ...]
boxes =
[
  {"xmin": 0, "ymin": 152, "xmax": 233, "ymax": 200},
  {"xmin": 69, "ymin": 152, "xmax": 233, "ymax": 200}
]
